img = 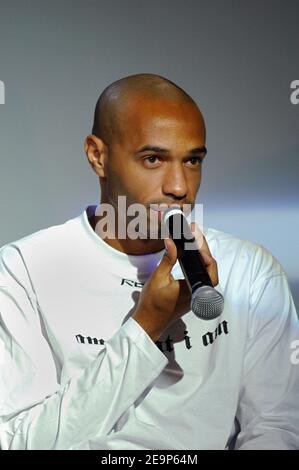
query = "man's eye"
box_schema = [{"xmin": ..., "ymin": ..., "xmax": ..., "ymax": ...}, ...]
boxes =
[
  {"xmin": 187, "ymin": 157, "xmax": 202, "ymax": 166},
  {"xmin": 144, "ymin": 156, "xmax": 160, "ymax": 164}
]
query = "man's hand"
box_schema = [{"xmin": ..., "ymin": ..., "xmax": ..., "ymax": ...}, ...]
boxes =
[{"xmin": 132, "ymin": 222, "xmax": 219, "ymax": 342}]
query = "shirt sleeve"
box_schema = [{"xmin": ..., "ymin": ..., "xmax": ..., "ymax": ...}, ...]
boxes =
[
  {"xmin": 234, "ymin": 245, "xmax": 299, "ymax": 450},
  {"xmin": 0, "ymin": 244, "xmax": 168, "ymax": 450}
]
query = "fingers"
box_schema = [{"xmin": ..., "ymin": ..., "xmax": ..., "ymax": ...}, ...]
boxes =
[
  {"xmin": 190, "ymin": 222, "xmax": 211, "ymax": 255},
  {"xmin": 201, "ymin": 251, "xmax": 219, "ymax": 286},
  {"xmin": 164, "ymin": 237, "xmax": 177, "ymax": 263},
  {"xmin": 190, "ymin": 222, "xmax": 219, "ymax": 287},
  {"xmin": 178, "ymin": 278, "xmax": 191, "ymax": 301},
  {"xmin": 157, "ymin": 237, "xmax": 178, "ymax": 276},
  {"xmin": 158, "ymin": 223, "xmax": 219, "ymax": 287}
]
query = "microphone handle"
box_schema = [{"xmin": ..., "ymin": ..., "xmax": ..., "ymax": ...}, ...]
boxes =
[{"xmin": 167, "ymin": 213, "xmax": 213, "ymax": 293}]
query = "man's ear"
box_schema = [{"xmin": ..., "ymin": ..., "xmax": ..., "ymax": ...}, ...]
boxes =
[{"xmin": 84, "ymin": 134, "xmax": 108, "ymax": 177}]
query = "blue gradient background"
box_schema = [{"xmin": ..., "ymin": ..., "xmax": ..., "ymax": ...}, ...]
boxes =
[{"xmin": 0, "ymin": 0, "xmax": 298, "ymax": 308}]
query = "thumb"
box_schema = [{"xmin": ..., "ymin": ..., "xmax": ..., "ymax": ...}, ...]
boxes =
[{"xmin": 158, "ymin": 238, "xmax": 177, "ymax": 274}]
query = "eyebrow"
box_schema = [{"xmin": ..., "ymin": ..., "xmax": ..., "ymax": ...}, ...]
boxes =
[{"xmin": 136, "ymin": 145, "xmax": 207, "ymax": 156}]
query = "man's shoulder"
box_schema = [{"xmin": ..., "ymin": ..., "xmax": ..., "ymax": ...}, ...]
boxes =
[
  {"xmin": 0, "ymin": 212, "xmax": 82, "ymax": 263},
  {"xmin": 205, "ymin": 225, "xmax": 284, "ymax": 281},
  {"xmin": 204, "ymin": 225, "xmax": 258, "ymax": 255}
]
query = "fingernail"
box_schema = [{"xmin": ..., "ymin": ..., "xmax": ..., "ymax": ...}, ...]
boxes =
[{"xmin": 164, "ymin": 238, "xmax": 170, "ymax": 252}]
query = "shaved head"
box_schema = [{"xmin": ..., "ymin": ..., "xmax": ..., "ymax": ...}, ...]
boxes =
[
  {"xmin": 92, "ymin": 73, "xmax": 198, "ymax": 145},
  {"xmin": 86, "ymin": 73, "xmax": 206, "ymax": 254}
]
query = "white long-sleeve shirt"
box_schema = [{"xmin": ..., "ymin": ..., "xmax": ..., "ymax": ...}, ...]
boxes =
[{"xmin": 0, "ymin": 205, "xmax": 298, "ymax": 450}]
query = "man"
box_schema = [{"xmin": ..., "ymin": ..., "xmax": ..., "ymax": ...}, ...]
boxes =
[{"xmin": 0, "ymin": 74, "xmax": 298, "ymax": 450}]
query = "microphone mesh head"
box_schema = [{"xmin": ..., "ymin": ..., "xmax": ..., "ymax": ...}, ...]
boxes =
[{"xmin": 191, "ymin": 285, "xmax": 224, "ymax": 320}]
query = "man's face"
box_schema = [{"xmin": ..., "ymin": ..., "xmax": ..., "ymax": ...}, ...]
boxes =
[{"xmin": 102, "ymin": 94, "xmax": 207, "ymax": 235}]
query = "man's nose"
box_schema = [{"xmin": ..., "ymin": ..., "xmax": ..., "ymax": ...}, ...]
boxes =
[{"xmin": 162, "ymin": 163, "xmax": 188, "ymax": 200}]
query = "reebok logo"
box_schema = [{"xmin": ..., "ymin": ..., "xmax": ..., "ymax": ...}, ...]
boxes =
[{"xmin": 121, "ymin": 278, "xmax": 145, "ymax": 288}]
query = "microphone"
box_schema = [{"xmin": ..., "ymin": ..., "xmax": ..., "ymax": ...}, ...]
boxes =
[{"xmin": 163, "ymin": 207, "xmax": 224, "ymax": 320}]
